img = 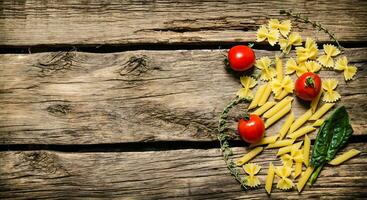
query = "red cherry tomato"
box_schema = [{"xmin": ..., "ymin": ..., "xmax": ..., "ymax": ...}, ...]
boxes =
[
  {"xmin": 237, "ymin": 114, "xmax": 265, "ymax": 144},
  {"xmin": 295, "ymin": 72, "xmax": 322, "ymax": 101},
  {"xmin": 228, "ymin": 45, "xmax": 255, "ymax": 71}
]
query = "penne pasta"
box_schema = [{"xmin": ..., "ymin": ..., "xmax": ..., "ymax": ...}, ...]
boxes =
[
  {"xmin": 265, "ymin": 103, "xmax": 291, "ymax": 128},
  {"xmin": 263, "ymin": 97, "xmax": 293, "ymax": 118},
  {"xmin": 276, "ymin": 56, "xmax": 283, "ymax": 80},
  {"xmin": 267, "ymin": 139, "xmax": 295, "ymax": 149},
  {"xmin": 310, "ymin": 90, "xmax": 323, "ymax": 113},
  {"xmin": 309, "ymin": 103, "xmax": 335, "ymax": 121},
  {"xmin": 297, "ymin": 166, "xmax": 314, "ymax": 192},
  {"xmin": 287, "ymin": 126, "xmax": 316, "ymax": 140},
  {"xmin": 303, "ymin": 135, "xmax": 311, "ymax": 166},
  {"xmin": 312, "ymin": 119, "xmax": 324, "ymax": 127},
  {"xmin": 248, "ymin": 84, "xmax": 267, "ymax": 109},
  {"xmin": 294, "ymin": 161, "xmax": 302, "ymax": 178},
  {"xmin": 251, "ymin": 102, "xmax": 276, "ymax": 116},
  {"xmin": 258, "ymin": 83, "xmax": 273, "ymax": 106},
  {"xmin": 236, "ymin": 147, "xmax": 264, "ymax": 166},
  {"xmin": 329, "ymin": 149, "xmax": 361, "ymax": 165},
  {"xmin": 276, "ymin": 141, "xmax": 303, "ymax": 156},
  {"xmin": 289, "ymin": 109, "xmax": 312, "ymax": 133},
  {"xmin": 265, "ymin": 162, "xmax": 275, "ymax": 194},
  {"xmin": 278, "ymin": 112, "xmax": 295, "ymax": 140},
  {"xmin": 274, "ymin": 90, "xmax": 289, "ymax": 100},
  {"xmin": 249, "ymin": 135, "xmax": 279, "ymax": 148}
]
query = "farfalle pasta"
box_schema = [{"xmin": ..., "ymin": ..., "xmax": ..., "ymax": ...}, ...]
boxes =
[
  {"xmin": 275, "ymin": 165, "xmax": 294, "ymax": 190},
  {"xmin": 285, "ymin": 57, "xmax": 307, "ymax": 77},
  {"xmin": 236, "ymin": 76, "xmax": 257, "ymax": 98},
  {"xmin": 268, "ymin": 19, "xmax": 291, "ymax": 37},
  {"xmin": 271, "ymin": 76, "xmax": 294, "ymax": 98},
  {"xmin": 255, "ymin": 57, "xmax": 277, "ymax": 81},
  {"xmin": 305, "ymin": 60, "xmax": 322, "ymax": 73},
  {"xmin": 322, "ymin": 79, "xmax": 341, "ymax": 102},
  {"xmin": 335, "ymin": 56, "xmax": 358, "ymax": 81},
  {"xmin": 279, "ymin": 32, "xmax": 302, "ymax": 54},
  {"xmin": 317, "ymin": 44, "xmax": 340, "ymax": 68},
  {"xmin": 243, "ymin": 163, "xmax": 261, "ymax": 187},
  {"xmin": 256, "ymin": 25, "xmax": 280, "ymax": 46},
  {"xmin": 296, "ymin": 37, "xmax": 318, "ymax": 63}
]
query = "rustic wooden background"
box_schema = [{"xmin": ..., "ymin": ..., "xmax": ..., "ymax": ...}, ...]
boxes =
[{"xmin": 1, "ymin": 0, "xmax": 367, "ymax": 199}]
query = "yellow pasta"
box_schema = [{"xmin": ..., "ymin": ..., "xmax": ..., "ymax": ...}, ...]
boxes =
[
  {"xmin": 236, "ymin": 147, "xmax": 264, "ymax": 166},
  {"xmin": 269, "ymin": 19, "xmax": 291, "ymax": 37},
  {"xmin": 275, "ymin": 56, "xmax": 283, "ymax": 80},
  {"xmin": 309, "ymin": 103, "xmax": 335, "ymax": 121},
  {"xmin": 289, "ymin": 109, "xmax": 312, "ymax": 133},
  {"xmin": 243, "ymin": 163, "xmax": 261, "ymax": 187},
  {"xmin": 297, "ymin": 166, "xmax": 314, "ymax": 192},
  {"xmin": 255, "ymin": 57, "xmax": 277, "ymax": 81},
  {"xmin": 265, "ymin": 162, "xmax": 275, "ymax": 194},
  {"xmin": 277, "ymin": 141, "xmax": 303, "ymax": 156},
  {"xmin": 335, "ymin": 56, "xmax": 358, "ymax": 81},
  {"xmin": 265, "ymin": 103, "xmax": 291, "ymax": 129},
  {"xmin": 294, "ymin": 161, "xmax": 303, "ymax": 178},
  {"xmin": 251, "ymin": 102, "xmax": 276, "ymax": 116},
  {"xmin": 305, "ymin": 60, "xmax": 322, "ymax": 73},
  {"xmin": 278, "ymin": 112, "xmax": 295, "ymax": 140},
  {"xmin": 267, "ymin": 139, "xmax": 295, "ymax": 149},
  {"xmin": 322, "ymin": 79, "xmax": 341, "ymax": 103},
  {"xmin": 312, "ymin": 119, "xmax": 325, "ymax": 127},
  {"xmin": 263, "ymin": 97, "xmax": 293, "ymax": 118},
  {"xmin": 287, "ymin": 126, "xmax": 316, "ymax": 140},
  {"xmin": 296, "ymin": 37, "xmax": 318, "ymax": 63},
  {"xmin": 256, "ymin": 25, "xmax": 280, "ymax": 46},
  {"xmin": 271, "ymin": 76, "xmax": 294, "ymax": 98},
  {"xmin": 274, "ymin": 90, "xmax": 289, "ymax": 100},
  {"xmin": 317, "ymin": 44, "xmax": 340, "ymax": 68},
  {"xmin": 279, "ymin": 32, "xmax": 302, "ymax": 54},
  {"xmin": 258, "ymin": 83, "xmax": 272, "ymax": 106},
  {"xmin": 248, "ymin": 84, "xmax": 267, "ymax": 109},
  {"xmin": 303, "ymin": 135, "xmax": 311, "ymax": 166},
  {"xmin": 285, "ymin": 57, "xmax": 307, "ymax": 77},
  {"xmin": 249, "ymin": 135, "xmax": 279, "ymax": 148},
  {"xmin": 310, "ymin": 90, "xmax": 323, "ymax": 113},
  {"xmin": 329, "ymin": 149, "xmax": 361, "ymax": 165},
  {"xmin": 236, "ymin": 76, "xmax": 257, "ymax": 98},
  {"xmin": 275, "ymin": 165, "xmax": 294, "ymax": 190}
]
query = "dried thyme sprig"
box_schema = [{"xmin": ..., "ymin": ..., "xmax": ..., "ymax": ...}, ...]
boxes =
[
  {"xmin": 280, "ymin": 10, "xmax": 344, "ymax": 51},
  {"xmin": 218, "ymin": 96, "xmax": 252, "ymax": 190}
]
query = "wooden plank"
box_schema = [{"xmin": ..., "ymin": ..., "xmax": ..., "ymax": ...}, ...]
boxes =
[
  {"xmin": 0, "ymin": 143, "xmax": 366, "ymax": 199},
  {"xmin": 1, "ymin": 0, "xmax": 367, "ymax": 46},
  {"xmin": 1, "ymin": 48, "xmax": 366, "ymax": 144}
]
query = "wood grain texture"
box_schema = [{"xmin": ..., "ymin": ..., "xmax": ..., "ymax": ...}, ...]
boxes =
[
  {"xmin": 1, "ymin": 0, "xmax": 367, "ymax": 46},
  {"xmin": 1, "ymin": 48, "xmax": 366, "ymax": 144},
  {"xmin": 0, "ymin": 143, "xmax": 366, "ymax": 199}
]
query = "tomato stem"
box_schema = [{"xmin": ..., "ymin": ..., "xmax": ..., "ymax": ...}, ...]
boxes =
[{"xmin": 305, "ymin": 77, "xmax": 315, "ymax": 88}]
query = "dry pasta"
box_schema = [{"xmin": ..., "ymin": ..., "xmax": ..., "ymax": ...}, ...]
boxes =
[
  {"xmin": 267, "ymin": 139, "xmax": 295, "ymax": 149},
  {"xmin": 265, "ymin": 162, "xmax": 275, "ymax": 194},
  {"xmin": 278, "ymin": 112, "xmax": 295, "ymax": 140},
  {"xmin": 243, "ymin": 163, "xmax": 261, "ymax": 187},
  {"xmin": 287, "ymin": 126, "xmax": 316, "ymax": 140},
  {"xmin": 275, "ymin": 90, "xmax": 289, "ymax": 100},
  {"xmin": 312, "ymin": 119, "xmax": 325, "ymax": 127},
  {"xmin": 289, "ymin": 109, "xmax": 312, "ymax": 133},
  {"xmin": 309, "ymin": 103, "xmax": 335, "ymax": 121},
  {"xmin": 303, "ymin": 135, "xmax": 311, "ymax": 166},
  {"xmin": 249, "ymin": 135, "xmax": 279, "ymax": 148},
  {"xmin": 251, "ymin": 102, "xmax": 276, "ymax": 116},
  {"xmin": 263, "ymin": 97, "xmax": 293, "ymax": 118},
  {"xmin": 275, "ymin": 165, "xmax": 293, "ymax": 190},
  {"xmin": 265, "ymin": 103, "xmax": 291, "ymax": 128},
  {"xmin": 276, "ymin": 141, "xmax": 303, "ymax": 156},
  {"xmin": 297, "ymin": 166, "xmax": 314, "ymax": 192},
  {"xmin": 329, "ymin": 149, "xmax": 361, "ymax": 165},
  {"xmin": 335, "ymin": 56, "xmax": 358, "ymax": 81},
  {"xmin": 236, "ymin": 147, "xmax": 264, "ymax": 166},
  {"xmin": 275, "ymin": 56, "xmax": 283, "ymax": 80},
  {"xmin": 248, "ymin": 84, "xmax": 267, "ymax": 109},
  {"xmin": 310, "ymin": 90, "xmax": 323, "ymax": 113},
  {"xmin": 258, "ymin": 83, "xmax": 272, "ymax": 106},
  {"xmin": 294, "ymin": 161, "xmax": 302, "ymax": 178}
]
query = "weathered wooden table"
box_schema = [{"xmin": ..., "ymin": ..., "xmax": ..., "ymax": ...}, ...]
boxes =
[{"xmin": 1, "ymin": 1, "xmax": 367, "ymax": 199}]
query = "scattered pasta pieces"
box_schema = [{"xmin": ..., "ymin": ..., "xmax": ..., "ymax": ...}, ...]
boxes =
[
  {"xmin": 265, "ymin": 103, "xmax": 291, "ymax": 129},
  {"xmin": 309, "ymin": 103, "xmax": 335, "ymax": 121},
  {"xmin": 278, "ymin": 112, "xmax": 295, "ymax": 140},
  {"xmin": 265, "ymin": 162, "xmax": 275, "ymax": 194},
  {"xmin": 296, "ymin": 37, "xmax": 318, "ymax": 63},
  {"xmin": 285, "ymin": 57, "xmax": 307, "ymax": 77},
  {"xmin": 303, "ymin": 135, "xmax": 311, "ymax": 166},
  {"xmin": 243, "ymin": 163, "xmax": 262, "ymax": 187},
  {"xmin": 289, "ymin": 109, "xmax": 312, "ymax": 133},
  {"xmin": 271, "ymin": 76, "xmax": 294, "ymax": 98},
  {"xmin": 236, "ymin": 147, "xmax": 264, "ymax": 166},
  {"xmin": 255, "ymin": 57, "xmax": 277, "ymax": 81},
  {"xmin": 297, "ymin": 166, "xmax": 314, "ymax": 192},
  {"xmin": 310, "ymin": 90, "xmax": 323, "ymax": 113},
  {"xmin": 287, "ymin": 126, "xmax": 315, "ymax": 140},
  {"xmin": 275, "ymin": 165, "xmax": 294, "ymax": 190},
  {"xmin": 267, "ymin": 139, "xmax": 295, "ymax": 149},
  {"xmin": 258, "ymin": 83, "xmax": 273, "ymax": 106},
  {"xmin": 263, "ymin": 97, "xmax": 293, "ymax": 118},
  {"xmin": 236, "ymin": 76, "xmax": 257, "ymax": 98},
  {"xmin": 251, "ymin": 101, "xmax": 276, "ymax": 116},
  {"xmin": 248, "ymin": 84, "xmax": 267, "ymax": 109},
  {"xmin": 250, "ymin": 135, "xmax": 279, "ymax": 148},
  {"xmin": 329, "ymin": 149, "xmax": 361, "ymax": 165},
  {"xmin": 256, "ymin": 25, "xmax": 280, "ymax": 46},
  {"xmin": 279, "ymin": 32, "xmax": 302, "ymax": 54},
  {"xmin": 312, "ymin": 119, "xmax": 324, "ymax": 127},
  {"xmin": 322, "ymin": 79, "xmax": 341, "ymax": 103},
  {"xmin": 335, "ymin": 56, "xmax": 358, "ymax": 81},
  {"xmin": 317, "ymin": 44, "xmax": 340, "ymax": 68},
  {"xmin": 277, "ymin": 141, "xmax": 303, "ymax": 156},
  {"xmin": 269, "ymin": 19, "xmax": 291, "ymax": 37},
  {"xmin": 305, "ymin": 60, "xmax": 321, "ymax": 73}
]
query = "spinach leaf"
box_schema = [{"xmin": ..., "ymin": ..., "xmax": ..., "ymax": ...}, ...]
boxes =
[{"xmin": 309, "ymin": 106, "xmax": 353, "ymax": 184}]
